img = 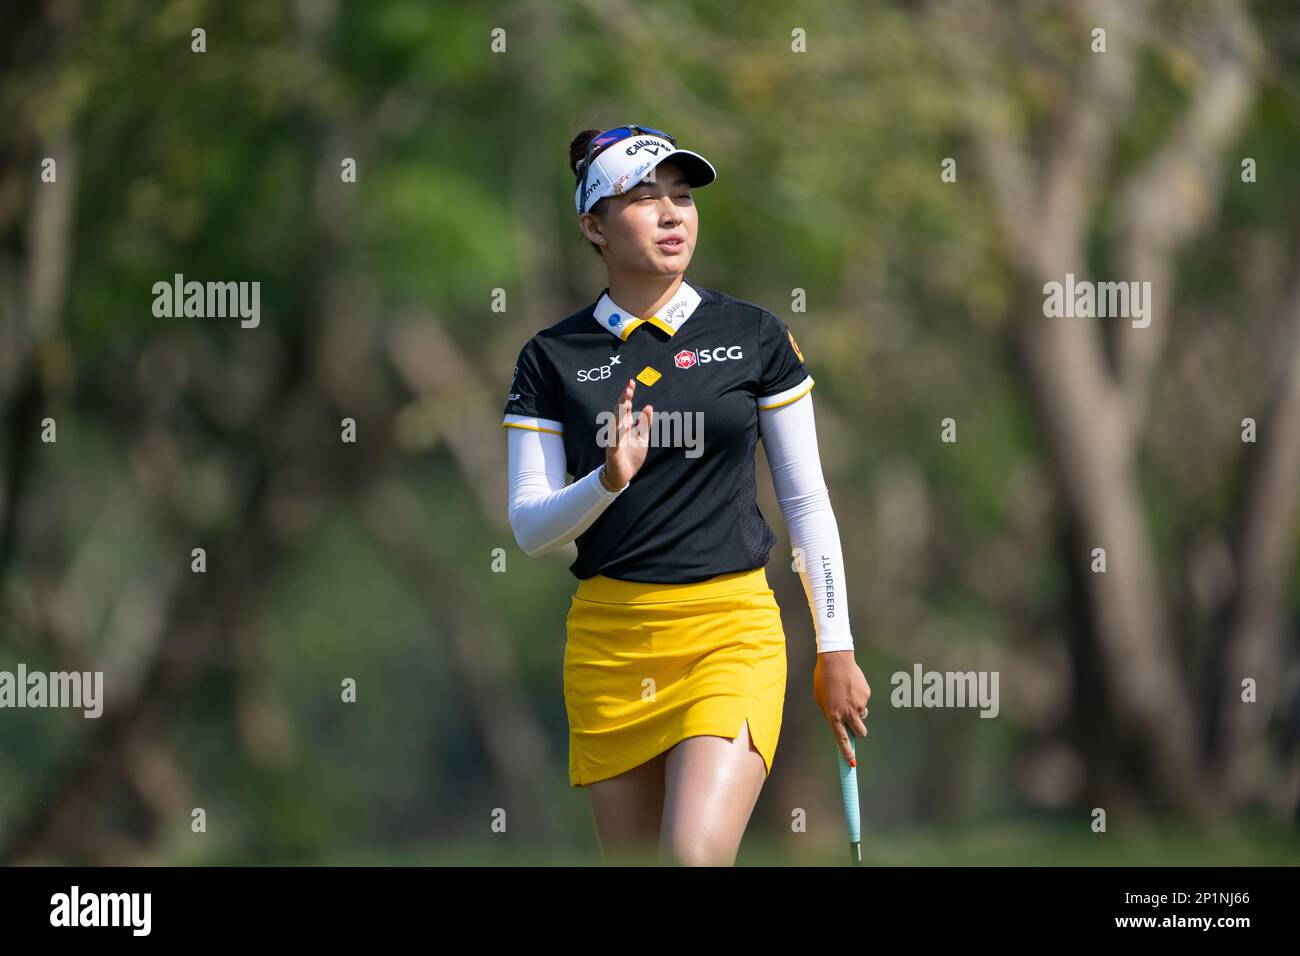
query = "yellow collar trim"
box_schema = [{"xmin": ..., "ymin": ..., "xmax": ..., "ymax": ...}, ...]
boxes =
[{"xmin": 592, "ymin": 281, "xmax": 702, "ymax": 340}]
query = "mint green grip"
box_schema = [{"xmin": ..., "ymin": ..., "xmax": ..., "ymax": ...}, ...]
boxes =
[{"xmin": 838, "ymin": 739, "xmax": 861, "ymax": 860}]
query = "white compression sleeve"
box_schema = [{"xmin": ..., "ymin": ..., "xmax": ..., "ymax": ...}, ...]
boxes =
[
  {"xmin": 506, "ymin": 425, "xmax": 628, "ymax": 558},
  {"xmin": 759, "ymin": 392, "xmax": 855, "ymax": 653}
]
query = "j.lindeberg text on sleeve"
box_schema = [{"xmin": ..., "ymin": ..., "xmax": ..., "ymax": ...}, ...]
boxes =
[{"xmin": 758, "ymin": 390, "xmax": 855, "ymax": 654}]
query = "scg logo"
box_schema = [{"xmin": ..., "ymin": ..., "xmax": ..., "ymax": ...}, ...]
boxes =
[
  {"xmin": 700, "ymin": 346, "xmax": 744, "ymax": 363},
  {"xmin": 675, "ymin": 345, "xmax": 744, "ymax": 369}
]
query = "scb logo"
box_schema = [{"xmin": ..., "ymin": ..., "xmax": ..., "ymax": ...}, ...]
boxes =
[
  {"xmin": 577, "ymin": 364, "xmax": 613, "ymax": 382},
  {"xmin": 674, "ymin": 346, "xmax": 743, "ymax": 369}
]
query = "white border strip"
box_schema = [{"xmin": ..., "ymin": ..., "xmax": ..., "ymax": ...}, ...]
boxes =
[{"xmin": 757, "ymin": 374, "xmax": 815, "ymax": 410}]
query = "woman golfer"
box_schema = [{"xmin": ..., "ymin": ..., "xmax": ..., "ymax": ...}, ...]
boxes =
[{"xmin": 502, "ymin": 124, "xmax": 870, "ymax": 865}]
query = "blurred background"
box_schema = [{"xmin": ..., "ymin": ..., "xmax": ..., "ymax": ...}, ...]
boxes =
[{"xmin": 1, "ymin": 0, "xmax": 1299, "ymax": 865}]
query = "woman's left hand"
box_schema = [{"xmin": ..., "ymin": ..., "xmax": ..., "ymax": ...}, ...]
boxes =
[{"xmin": 812, "ymin": 651, "xmax": 871, "ymax": 767}]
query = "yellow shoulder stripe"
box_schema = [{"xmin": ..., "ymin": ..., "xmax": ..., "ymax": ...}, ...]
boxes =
[{"xmin": 502, "ymin": 421, "xmax": 563, "ymax": 436}]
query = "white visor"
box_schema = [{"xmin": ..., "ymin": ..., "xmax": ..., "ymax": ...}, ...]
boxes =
[{"xmin": 575, "ymin": 134, "xmax": 716, "ymax": 215}]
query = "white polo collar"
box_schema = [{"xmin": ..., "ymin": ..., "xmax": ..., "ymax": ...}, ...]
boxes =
[{"xmin": 591, "ymin": 280, "xmax": 703, "ymax": 341}]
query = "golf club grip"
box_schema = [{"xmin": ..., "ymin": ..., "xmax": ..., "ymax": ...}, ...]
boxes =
[{"xmin": 838, "ymin": 745, "xmax": 860, "ymax": 845}]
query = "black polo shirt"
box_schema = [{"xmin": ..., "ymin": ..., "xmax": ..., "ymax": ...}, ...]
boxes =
[{"xmin": 502, "ymin": 278, "xmax": 815, "ymax": 583}]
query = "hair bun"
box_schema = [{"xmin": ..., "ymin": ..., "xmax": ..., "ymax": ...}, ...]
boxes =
[{"xmin": 569, "ymin": 128, "xmax": 603, "ymax": 179}]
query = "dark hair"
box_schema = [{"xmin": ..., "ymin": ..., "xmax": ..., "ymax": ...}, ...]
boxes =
[{"xmin": 570, "ymin": 128, "xmax": 608, "ymax": 257}]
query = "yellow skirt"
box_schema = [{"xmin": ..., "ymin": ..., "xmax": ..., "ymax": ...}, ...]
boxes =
[{"xmin": 564, "ymin": 565, "xmax": 788, "ymax": 787}]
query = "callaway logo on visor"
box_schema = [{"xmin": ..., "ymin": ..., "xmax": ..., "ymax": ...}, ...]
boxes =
[{"xmin": 576, "ymin": 130, "xmax": 716, "ymax": 215}]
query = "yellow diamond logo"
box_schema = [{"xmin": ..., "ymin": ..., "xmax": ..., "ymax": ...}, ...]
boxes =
[{"xmin": 636, "ymin": 365, "xmax": 661, "ymax": 386}]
